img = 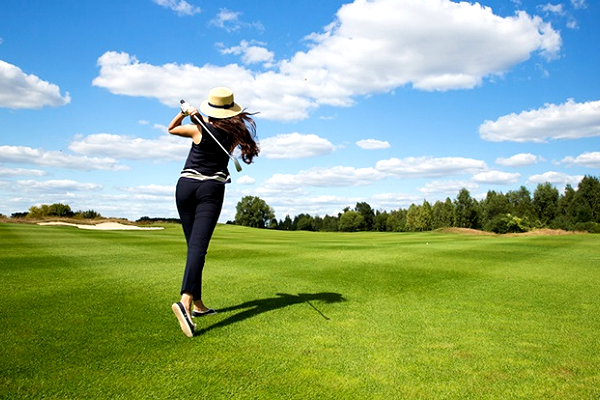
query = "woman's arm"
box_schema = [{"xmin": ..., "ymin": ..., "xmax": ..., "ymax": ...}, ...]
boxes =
[{"xmin": 168, "ymin": 107, "xmax": 202, "ymax": 144}]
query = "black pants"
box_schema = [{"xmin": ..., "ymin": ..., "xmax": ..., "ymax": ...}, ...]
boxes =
[{"xmin": 175, "ymin": 178, "xmax": 225, "ymax": 300}]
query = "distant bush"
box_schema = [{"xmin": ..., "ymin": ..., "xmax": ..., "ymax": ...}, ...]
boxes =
[
  {"xmin": 484, "ymin": 214, "xmax": 529, "ymax": 234},
  {"xmin": 10, "ymin": 212, "xmax": 28, "ymax": 219},
  {"xmin": 76, "ymin": 210, "xmax": 102, "ymax": 219},
  {"xmin": 137, "ymin": 216, "xmax": 181, "ymax": 224}
]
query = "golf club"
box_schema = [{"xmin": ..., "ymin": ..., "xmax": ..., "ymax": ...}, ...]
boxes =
[{"xmin": 180, "ymin": 99, "xmax": 243, "ymax": 172}]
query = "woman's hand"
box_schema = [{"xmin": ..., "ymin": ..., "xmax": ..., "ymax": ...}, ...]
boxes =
[{"xmin": 185, "ymin": 106, "xmax": 199, "ymax": 116}]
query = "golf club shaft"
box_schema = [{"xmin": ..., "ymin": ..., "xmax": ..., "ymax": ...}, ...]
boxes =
[{"xmin": 180, "ymin": 100, "xmax": 242, "ymax": 172}]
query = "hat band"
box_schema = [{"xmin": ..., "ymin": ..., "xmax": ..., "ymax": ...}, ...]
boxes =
[{"xmin": 208, "ymin": 101, "xmax": 235, "ymax": 110}]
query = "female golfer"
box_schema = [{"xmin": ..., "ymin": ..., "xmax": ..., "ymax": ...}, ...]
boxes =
[{"xmin": 168, "ymin": 87, "xmax": 259, "ymax": 337}]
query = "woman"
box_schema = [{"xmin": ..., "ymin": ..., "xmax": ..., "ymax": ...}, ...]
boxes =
[{"xmin": 168, "ymin": 87, "xmax": 259, "ymax": 337}]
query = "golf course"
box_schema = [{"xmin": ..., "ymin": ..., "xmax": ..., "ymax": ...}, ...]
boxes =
[{"xmin": 1, "ymin": 222, "xmax": 599, "ymax": 399}]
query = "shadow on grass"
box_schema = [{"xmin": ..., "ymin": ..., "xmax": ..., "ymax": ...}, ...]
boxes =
[{"xmin": 194, "ymin": 292, "xmax": 345, "ymax": 336}]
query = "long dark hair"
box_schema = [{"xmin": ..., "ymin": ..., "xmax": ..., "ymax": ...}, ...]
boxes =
[{"xmin": 210, "ymin": 111, "xmax": 260, "ymax": 164}]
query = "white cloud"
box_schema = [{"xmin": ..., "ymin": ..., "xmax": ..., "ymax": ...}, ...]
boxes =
[
  {"xmin": 371, "ymin": 192, "xmax": 427, "ymax": 209},
  {"xmin": 68, "ymin": 133, "xmax": 189, "ymax": 161},
  {"xmin": 561, "ymin": 151, "xmax": 600, "ymax": 168},
  {"xmin": 220, "ymin": 40, "xmax": 274, "ymax": 67},
  {"xmin": 210, "ymin": 8, "xmax": 263, "ymax": 32},
  {"xmin": 263, "ymin": 166, "xmax": 385, "ymax": 190},
  {"xmin": 210, "ymin": 8, "xmax": 242, "ymax": 31},
  {"xmin": 0, "ymin": 145, "xmax": 126, "ymax": 171},
  {"xmin": 0, "ymin": 60, "xmax": 71, "ymax": 109},
  {"xmin": 375, "ymin": 156, "xmax": 487, "ymax": 178},
  {"xmin": 15, "ymin": 179, "xmax": 103, "ymax": 192},
  {"xmin": 496, "ymin": 153, "xmax": 543, "ymax": 167},
  {"xmin": 259, "ymin": 133, "xmax": 336, "ymax": 159},
  {"xmin": 93, "ymin": 0, "xmax": 561, "ymax": 121},
  {"xmin": 479, "ymin": 99, "xmax": 600, "ymax": 142},
  {"xmin": 92, "ymin": 51, "xmax": 263, "ymax": 116},
  {"xmin": 420, "ymin": 180, "xmax": 479, "ymax": 196},
  {"xmin": 152, "ymin": 0, "xmax": 200, "ymax": 16},
  {"xmin": 121, "ymin": 184, "xmax": 175, "ymax": 195},
  {"xmin": 526, "ymin": 171, "xmax": 583, "ymax": 186},
  {"xmin": 236, "ymin": 175, "xmax": 256, "ymax": 185},
  {"xmin": 571, "ymin": 0, "xmax": 587, "ymax": 10},
  {"xmin": 0, "ymin": 167, "xmax": 47, "ymax": 177},
  {"xmin": 472, "ymin": 170, "xmax": 521, "ymax": 184},
  {"xmin": 356, "ymin": 139, "xmax": 390, "ymax": 150},
  {"xmin": 540, "ymin": 4, "xmax": 564, "ymax": 15}
]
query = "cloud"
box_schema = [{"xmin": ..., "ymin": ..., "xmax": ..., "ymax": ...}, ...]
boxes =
[
  {"xmin": 152, "ymin": 0, "xmax": 200, "ymax": 16},
  {"xmin": 15, "ymin": 179, "xmax": 102, "ymax": 192},
  {"xmin": 356, "ymin": 139, "xmax": 390, "ymax": 150},
  {"xmin": 561, "ymin": 151, "xmax": 600, "ymax": 168},
  {"xmin": 263, "ymin": 166, "xmax": 385, "ymax": 190},
  {"xmin": 370, "ymin": 192, "xmax": 424, "ymax": 210},
  {"xmin": 496, "ymin": 153, "xmax": 543, "ymax": 167},
  {"xmin": 93, "ymin": 0, "xmax": 561, "ymax": 121},
  {"xmin": 92, "ymin": 51, "xmax": 262, "ymax": 116},
  {"xmin": 260, "ymin": 155, "xmax": 487, "ymax": 192},
  {"xmin": 0, "ymin": 145, "xmax": 126, "ymax": 171},
  {"xmin": 210, "ymin": 8, "xmax": 241, "ymax": 31},
  {"xmin": 210, "ymin": 8, "xmax": 263, "ymax": 32},
  {"xmin": 479, "ymin": 99, "xmax": 600, "ymax": 142},
  {"xmin": 540, "ymin": 4, "xmax": 564, "ymax": 15},
  {"xmin": 0, "ymin": 60, "xmax": 71, "ymax": 109},
  {"xmin": 526, "ymin": 171, "xmax": 583, "ymax": 186},
  {"xmin": 472, "ymin": 170, "xmax": 521, "ymax": 184},
  {"xmin": 219, "ymin": 40, "xmax": 275, "ymax": 67},
  {"xmin": 68, "ymin": 133, "xmax": 189, "ymax": 161},
  {"xmin": 375, "ymin": 156, "xmax": 487, "ymax": 178},
  {"xmin": 259, "ymin": 133, "xmax": 336, "ymax": 159},
  {"xmin": 0, "ymin": 167, "xmax": 47, "ymax": 177},
  {"xmin": 236, "ymin": 175, "xmax": 256, "ymax": 185},
  {"xmin": 571, "ymin": 0, "xmax": 587, "ymax": 10},
  {"xmin": 120, "ymin": 184, "xmax": 175, "ymax": 196},
  {"xmin": 420, "ymin": 180, "xmax": 479, "ymax": 196}
]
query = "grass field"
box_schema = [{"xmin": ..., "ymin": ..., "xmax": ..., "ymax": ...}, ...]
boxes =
[{"xmin": 1, "ymin": 222, "xmax": 599, "ymax": 399}]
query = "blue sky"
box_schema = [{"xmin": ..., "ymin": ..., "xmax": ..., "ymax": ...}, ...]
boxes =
[{"xmin": 1, "ymin": 0, "xmax": 599, "ymax": 222}]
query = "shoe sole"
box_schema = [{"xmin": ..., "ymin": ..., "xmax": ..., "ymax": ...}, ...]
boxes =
[{"xmin": 171, "ymin": 302, "xmax": 195, "ymax": 338}]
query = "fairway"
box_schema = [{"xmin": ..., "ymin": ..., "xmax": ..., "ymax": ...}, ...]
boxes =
[{"xmin": 1, "ymin": 223, "xmax": 599, "ymax": 399}]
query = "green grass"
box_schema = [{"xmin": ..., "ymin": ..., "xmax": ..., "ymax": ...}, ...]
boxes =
[{"xmin": 1, "ymin": 222, "xmax": 599, "ymax": 399}]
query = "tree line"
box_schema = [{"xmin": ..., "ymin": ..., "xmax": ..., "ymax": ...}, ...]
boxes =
[
  {"xmin": 8, "ymin": 204, "xmax": 102, "ymax": 219},
  {"xmin": 234, "ymin": 175, "xmax": 600, "ymax": 233}
]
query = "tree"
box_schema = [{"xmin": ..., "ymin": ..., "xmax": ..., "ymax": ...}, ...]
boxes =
[
  {"xmin": 571, "ymin": 175, "xmax": 600, "ymax": 223},
  {"xmin": 387, "ymin": 209, "xmax": 407, "ymax": 232},
  {"xmin": 432, "ymin": 198, "xmax": 454, "ymax": 229},
  {"xmin": 338, "ymin": 210, "xmax": 364, "ymax": 232},
  {"xmin": 354, "ymin": 202, "xmax": 375, "ymax": 231},
  {"xmin": 373, "ymin": 210, "xmax": 389, "ymax": 232},
  {"xmin": 294, "ymin": 213, "xmax": 315, "ymax": 231},
  {"xmin": 507, "ymin": 186, "xmax": 534, "ymax": 221},
  {"xmin": 278, "ymin": 215, "xmax": 293, "ymax": 230},
  {"xmin": 481, "ymin": 191, "xmax": 510, "ymax": 231},
  {"xmin": 407, "ymin": 201, "xmax": 432, "ymax": 231},
  {"xmin": 235, "ymin": 196, "xmax": 275, "ymax": 228},
  {"xmin": 321, "ymin": 215, "xmax": 339, "ymax": 232},
  {"xmin": 27, "ymin": 203, "xmax": 74, "ymax": 218},
  {"xmin": 533, "ymin": 182, "xmax": 559, "ymax": 226},
  {"xmin": 454, "ymin": 188, "xmax": 480, "ymax": 229}
]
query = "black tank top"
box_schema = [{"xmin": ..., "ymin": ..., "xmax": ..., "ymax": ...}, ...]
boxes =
[{"xmin": 182, "ymin": 123, "xmax": 233, "ymax": 177}]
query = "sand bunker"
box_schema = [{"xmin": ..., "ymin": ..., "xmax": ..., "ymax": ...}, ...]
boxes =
[{"xmin": 38, "ymin": 222, "xmax": 163, "ymax": 230}]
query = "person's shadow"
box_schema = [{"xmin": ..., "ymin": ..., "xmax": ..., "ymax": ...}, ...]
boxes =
[{"xmin": 194, "ymin": 292, "xmax": 345, "ymax": 336}]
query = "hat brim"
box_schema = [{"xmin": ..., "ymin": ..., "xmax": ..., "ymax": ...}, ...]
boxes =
[{"xmin": 200, "ymin": 100, "xmax": 243, "ymax": 119}]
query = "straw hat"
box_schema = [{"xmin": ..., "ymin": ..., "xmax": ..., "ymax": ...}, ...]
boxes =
[{"xmin": 200, "ymin": 87, "xmax": 243, "ymax": 119}]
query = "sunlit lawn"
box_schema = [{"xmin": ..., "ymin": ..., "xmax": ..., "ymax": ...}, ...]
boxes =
[{"xmin": 1, "ymin": 222, "xmax": 599, "ymax": 399}]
